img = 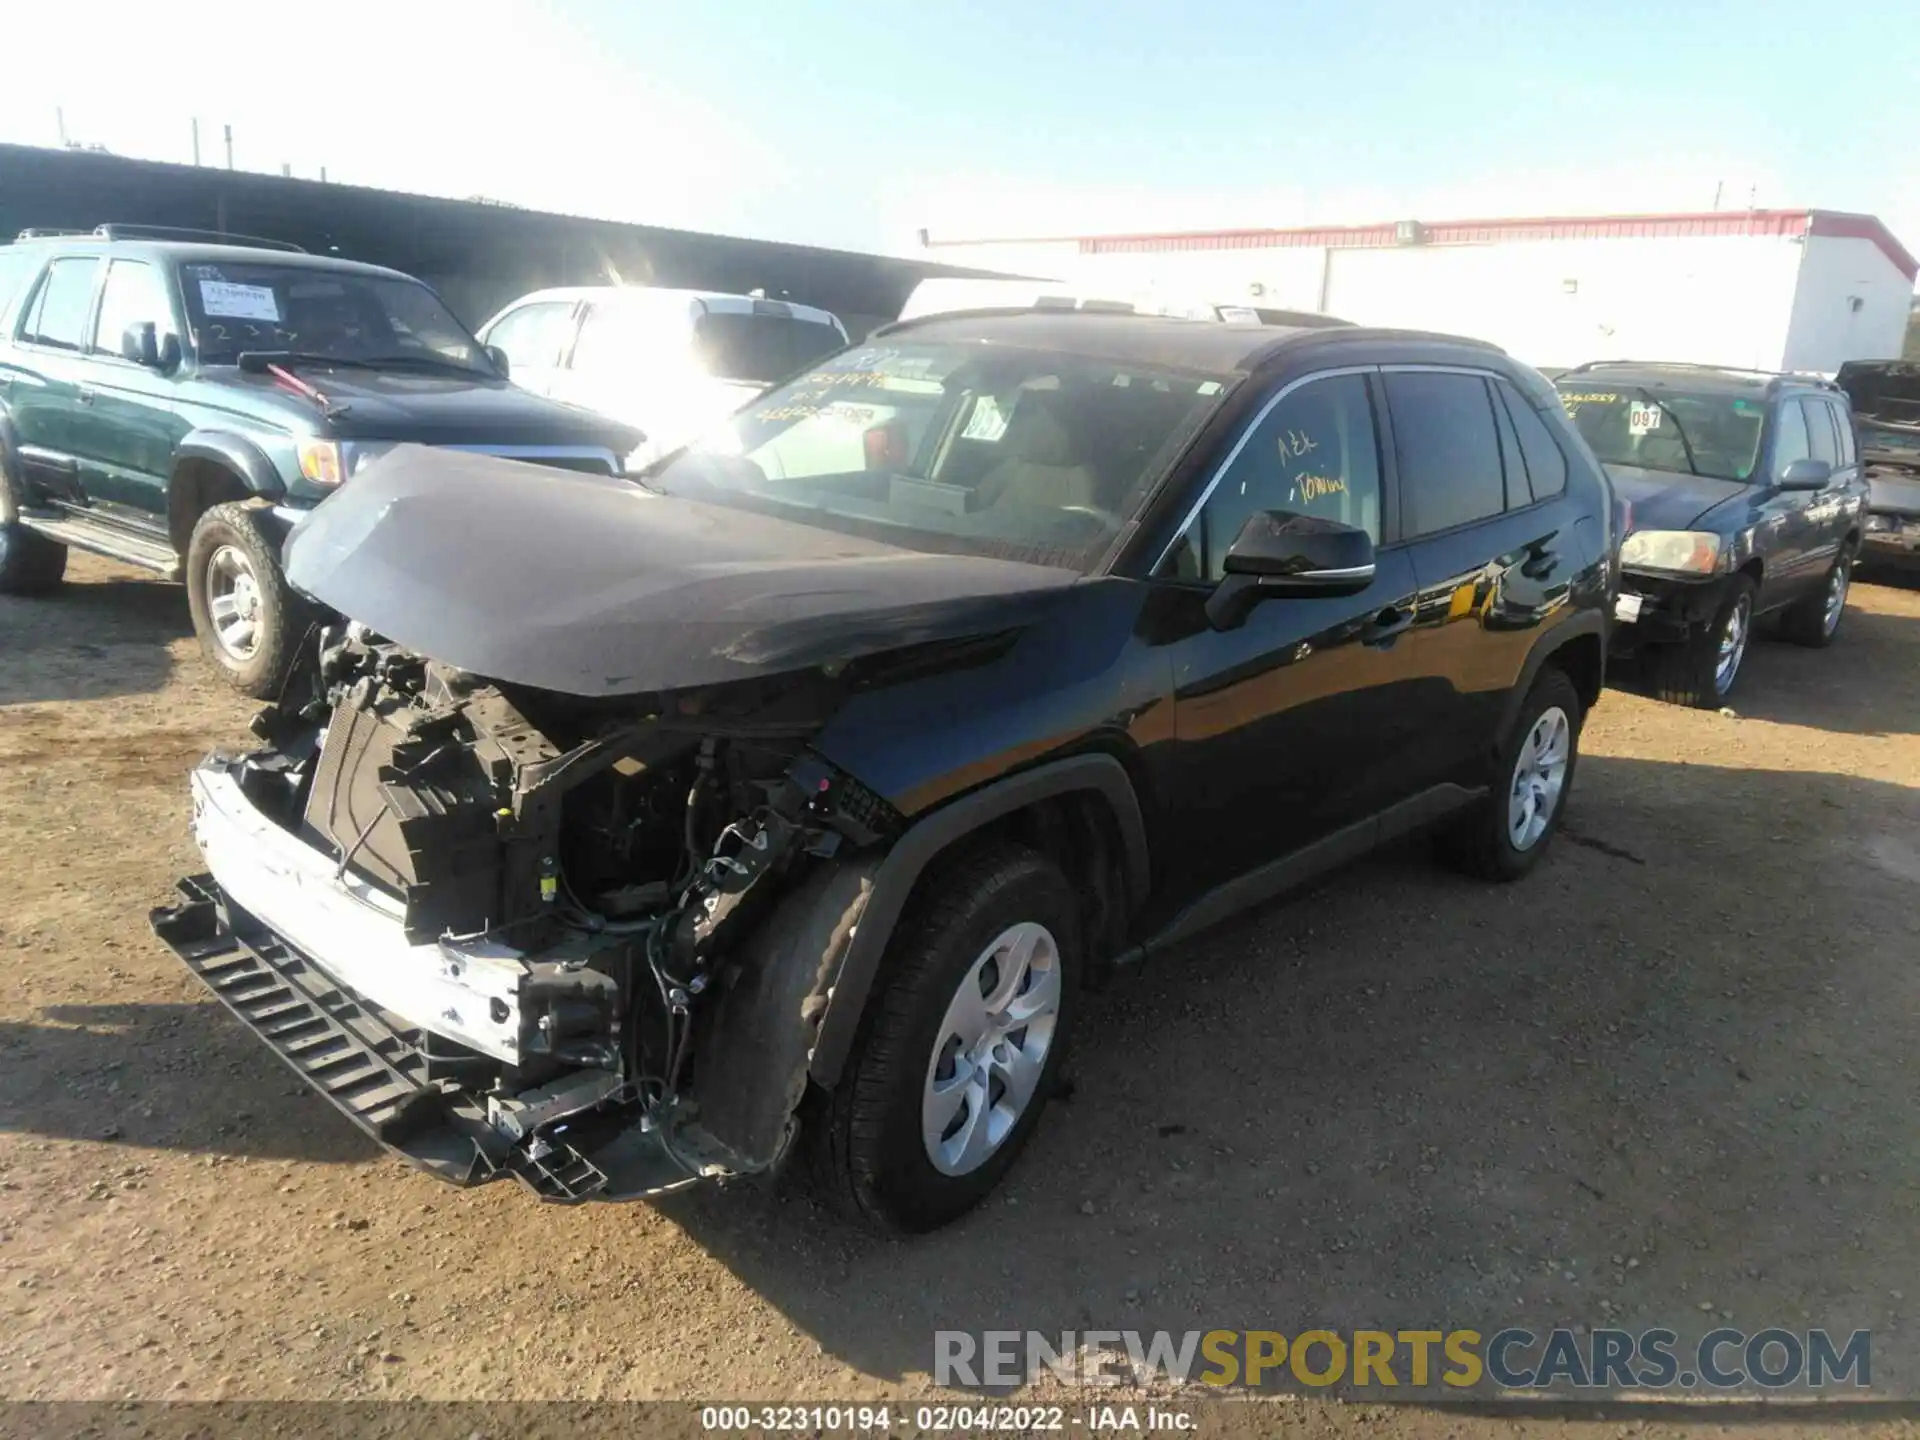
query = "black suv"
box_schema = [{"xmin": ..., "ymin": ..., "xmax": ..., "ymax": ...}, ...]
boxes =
[
  {"xmin": 1556, "ymin": 361, "xmax": 1868, "ymax": 707},
  {"xmin": 0, "ymin": 226, "xmax": 639, "ymax": 696},
  {"xmin": 151, "ymin": 310, "xmax": 1613, "ymax": 1233}
]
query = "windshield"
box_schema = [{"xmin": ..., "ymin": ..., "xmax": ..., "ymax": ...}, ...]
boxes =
[
  {"xmin": 645, "ymin": 340, "xmax": 1231, "ymax": 570},
  {"xmin": 1558, "ymin": 384, "xmax": 1765, "ymax": 482},
  {"xmin": 693, "ymin": 311, "xmax": 844, "ymax": 385},
  {"xmin": 177, "ymin": 261, "xmax": 492, "ymax": 372}
]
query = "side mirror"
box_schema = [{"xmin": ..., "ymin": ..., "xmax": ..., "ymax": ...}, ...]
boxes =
[
  {"xmin": 485, "ymin": 345, "xmax": 511, "ymax": 380},
  {"xmin": 120, "ymin": 321, "xmax": 161, "ymax": 369},
  {"xmin": 1205, "ymin": 510, "xmax": 1376, "ymax": 630},
  {"xmin": 1776, "ymin": 457, "xmax": 1831, "ymax": 491}
]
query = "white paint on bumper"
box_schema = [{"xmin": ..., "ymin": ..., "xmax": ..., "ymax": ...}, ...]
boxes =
[{"xmin": 190, "ymin": 762, "xmax": 528, "ymax": 1064}]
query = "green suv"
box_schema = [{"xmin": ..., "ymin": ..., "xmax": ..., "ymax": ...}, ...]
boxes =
[{"xmin": 0, "ymin": 226, "xmax": 640, "ymax": 696}]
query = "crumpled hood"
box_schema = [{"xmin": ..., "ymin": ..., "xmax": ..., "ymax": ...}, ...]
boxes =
[
  {"xmin": 282, "ymin": 445, "xmax": 1079, "ymax": 696},
  {"xmin": 1603, "ymin": 463, "xmax": 1749, "ymax": 531}
]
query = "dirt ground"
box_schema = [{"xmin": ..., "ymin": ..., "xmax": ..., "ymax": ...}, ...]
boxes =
[{"xmin": 3, "ymin": 553, "xmax": 1919, "ymax": 1437}]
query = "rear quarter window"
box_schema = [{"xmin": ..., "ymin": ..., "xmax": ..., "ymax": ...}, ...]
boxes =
[{"xmin": 1496, "ymin": 379, "xmax": 1569, "ymax": 500}]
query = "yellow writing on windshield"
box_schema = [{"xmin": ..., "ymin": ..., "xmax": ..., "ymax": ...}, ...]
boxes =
[
  {"xmin": 1297, "ymin": 473, "xmax": 1348, "ymax": 502},
  {"xmin": 1559, "ymin": 391, "xmax": 1618, "ymax": 409}
]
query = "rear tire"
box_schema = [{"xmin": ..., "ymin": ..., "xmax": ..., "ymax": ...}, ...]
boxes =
[
  {"xmin": 185, "ymin": 502, "xmax": 313, "ymax": 700},
  {"xmin": 1436, "ymin": 666, "xmax": 1583, "ymax": 883},
  {"xmin": 805, "ymin": 842, "xmax": 1081, "ymax": 1233},
  {"xmin": 0, "ymin": 522, "xmax": 68, "ymax": 596},
  {"xmin": 1780, "ymin": 544, "xmax": 1853, "ymax": 648},
  {"xmin": 1645, "ymin": 574, "xmax": 1755, "ymax": 708}
]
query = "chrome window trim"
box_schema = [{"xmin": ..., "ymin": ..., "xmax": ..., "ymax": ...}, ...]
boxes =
[{"xmin": 1152, "ymin": 363, "xmax": 1378, "ymax": 575}]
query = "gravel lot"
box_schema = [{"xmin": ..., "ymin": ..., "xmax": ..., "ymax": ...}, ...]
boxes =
[{"xmin": 3, "ymin": 553, "xmax": 1918, "ymax": 1436}]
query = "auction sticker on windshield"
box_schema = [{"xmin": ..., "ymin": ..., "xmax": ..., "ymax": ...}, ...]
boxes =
[
  {"xmin": 1628, "ymin": 402, "xmax": 1662, "ymax": 435},
  {"xmin": 199, "ymin": 280, "xmax": 281, "ymax": 322}
]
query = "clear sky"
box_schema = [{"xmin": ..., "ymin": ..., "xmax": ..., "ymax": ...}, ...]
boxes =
[{"xmin": 5, "ymin": 0, "xmax": 1917, "ymax": 259}]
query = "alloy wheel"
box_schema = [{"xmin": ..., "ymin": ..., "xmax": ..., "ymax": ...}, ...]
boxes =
[
  {"xmin": 921, "ymin": 921, "xmax": 1062, "ymax": 1177},
  {"xmin": 1715, "ymin": 593, "xmax": 1752, "ymax": 695},
  {"xmin": 1823, "ymin": 559, "xmax": 1850, "ymax": 636},
  {"xmin": 1508, "ymin": 705, "xmax": 1571, "ymax": 852},
  {"xmin": 204, "ymin": 544, "xmax": 264, "ymax": 661}
]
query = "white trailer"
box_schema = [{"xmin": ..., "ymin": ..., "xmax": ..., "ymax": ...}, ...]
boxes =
[{"xmin": 919, "ymin": 210, "xmax": 1917, "ymax": 375}]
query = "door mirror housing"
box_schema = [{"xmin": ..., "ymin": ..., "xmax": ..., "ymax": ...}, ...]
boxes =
[
  {"xmin": 1775, "ymin": 457, "xmax": 1831, "ymax": 491},
  {"xmin": 485, "ymin": 345, "xmax": 511, "ymax": 379},
  {"xmin": 1205, "ymin": 510, "xmax": 1377, "ymax": 630},
  {"xmin": 120, "ymin": 321, "xmax": 160, "ymax": 369}
]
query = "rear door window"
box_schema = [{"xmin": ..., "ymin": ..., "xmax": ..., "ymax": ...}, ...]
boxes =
[
  {"xmin": 1385, "ymin": 370, "xmax": 1507, "ymax": 536},
  {"xmin": 21, "ymin": 256, "xmax": 100, "ymax": 351},
  {"xmin": 1801, "ymin": 398, "xmax": 1839, "ymax": 467}
]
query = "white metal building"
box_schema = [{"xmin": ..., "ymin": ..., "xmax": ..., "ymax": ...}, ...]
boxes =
[{"xmin": 917, "ymin": 209, "xmax": 1917, "ymax": 374}]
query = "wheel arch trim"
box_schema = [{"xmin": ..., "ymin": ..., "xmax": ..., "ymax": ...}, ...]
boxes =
[
  {"xmin": 169, "ymin": 431, "xmax": 286, "ymax": 552},
  {"xmin": 805, "ymin": 752, "xmax": 1149, "ymax": 1089},
  {"xmin": 1493, "ymin": 608, "xmax": 1608, "ymax": 751}
]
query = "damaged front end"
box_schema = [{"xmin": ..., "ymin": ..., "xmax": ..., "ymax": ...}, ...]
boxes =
[{"xmin": 151, "ymin": 624, "xmax": 899, "ymax": 1202}]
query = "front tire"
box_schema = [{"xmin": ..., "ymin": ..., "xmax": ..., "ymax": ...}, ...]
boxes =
[
  {"xmin": 1645, "ymin": 573, "xmax": 1755, "ymax": 708},
  {"xmin": 1436, "ymin": 666, "xmax": 1583, "ymax": 882},
  {"xmin": 807, "ymin": 843, "xmax": 1081, "ymax": 1233},
  {"xmin": 185, "ymin": 502, "xmax": 312, "ymax": 700}
]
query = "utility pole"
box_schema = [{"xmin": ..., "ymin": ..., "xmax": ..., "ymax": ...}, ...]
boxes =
[
  {"xmin": 1712, "ymin": 180, "xmax": 1723, "ymax": 212},
  {"xmin": 280, "ymin": 162, "xmax": 291, "ymax": 178},
  {"xmin": 192, "ymin": 117, "xmax": 201, "ymax": 165},
  {"xmin": 55, "ymin": 107, "xmax": 68, "ymax": 148},
  {"xmin": 223, "ymin": 124, "xmax": 233, "ymax": 171},
  {"xmin": 319, "ymin": 165, "xmax": 328, "ymax": 183}
]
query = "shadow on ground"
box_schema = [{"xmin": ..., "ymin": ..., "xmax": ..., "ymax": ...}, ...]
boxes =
[
  {"xmin": 1609, "ymin": 581, "xmax": 1920, "ymax": 738},
  {"xmin": 0, "ymin": 571, "xmax": 191, "ymax": 705},
  {"xmin": 653, "ymin": 754, "xmax": 1920, "ymax": 1398},
  {"xmin": 0, "ymin": 1001, "xmax": 376, "ymax": 1167}
]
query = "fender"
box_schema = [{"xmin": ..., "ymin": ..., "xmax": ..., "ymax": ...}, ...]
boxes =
[
  {"xmin": 1493, "ymin": 605, "xmax": 1607, "ymax": 749},
  {"xmin": 806, "ymin": 752, "xmax": 1149, "ymax": 1089},
  {"xmin": 173, "ymin": 430, "xmax": 285, "ymax": 500}
]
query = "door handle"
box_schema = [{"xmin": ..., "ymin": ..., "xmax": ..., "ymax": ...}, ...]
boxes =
[
  {"xmin": 76, "ymin": 384, "xmax": 96, "ymax": 405},
  {"xmin": 1359, "ymin": 604, "xmax": 1413, "ymax": 646}
]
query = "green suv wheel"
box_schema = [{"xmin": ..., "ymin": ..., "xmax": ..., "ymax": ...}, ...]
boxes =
[{"xmin": 185, "ymin": 503, "xmax": 314, "ymax": 700}]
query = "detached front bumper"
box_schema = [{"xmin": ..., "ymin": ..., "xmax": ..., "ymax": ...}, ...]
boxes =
[
  {"xmin": 148, "ymin": 759, "xmax": 701, "ymax": 1203},
  {"xmin": 1608, "ymin": 570, "xmax": 1722, "ymax": 652}
]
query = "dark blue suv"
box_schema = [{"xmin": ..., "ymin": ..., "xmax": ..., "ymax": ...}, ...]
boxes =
[{"xmin": 1556, "ymin": 361, "xmax": 1869, "ymax": 707}]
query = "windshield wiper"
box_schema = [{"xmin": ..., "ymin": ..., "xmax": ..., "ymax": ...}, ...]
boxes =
[
  {"xmin": 235, "ymin": 350, "xmax": 380, "ymax": 373},
  {"xmin": 234, "ymin": 352, "xmax": 352, "ymax": 418},
  {"xmin": 1626, "ymin": 386, "xmax": 1700, "ymax": 477}
]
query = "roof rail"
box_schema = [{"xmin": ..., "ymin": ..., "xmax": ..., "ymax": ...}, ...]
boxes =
[
  {"xmin": 90, "ymin": 224, "xmax": 306, "ymax": 253},
  {"xmin": 13, "ymin": 228, "xmax": 90, "ymax": 241},
  {"xmin": 1565, "ymin": 358, "xmax": 1840, "ymax": 390}
]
